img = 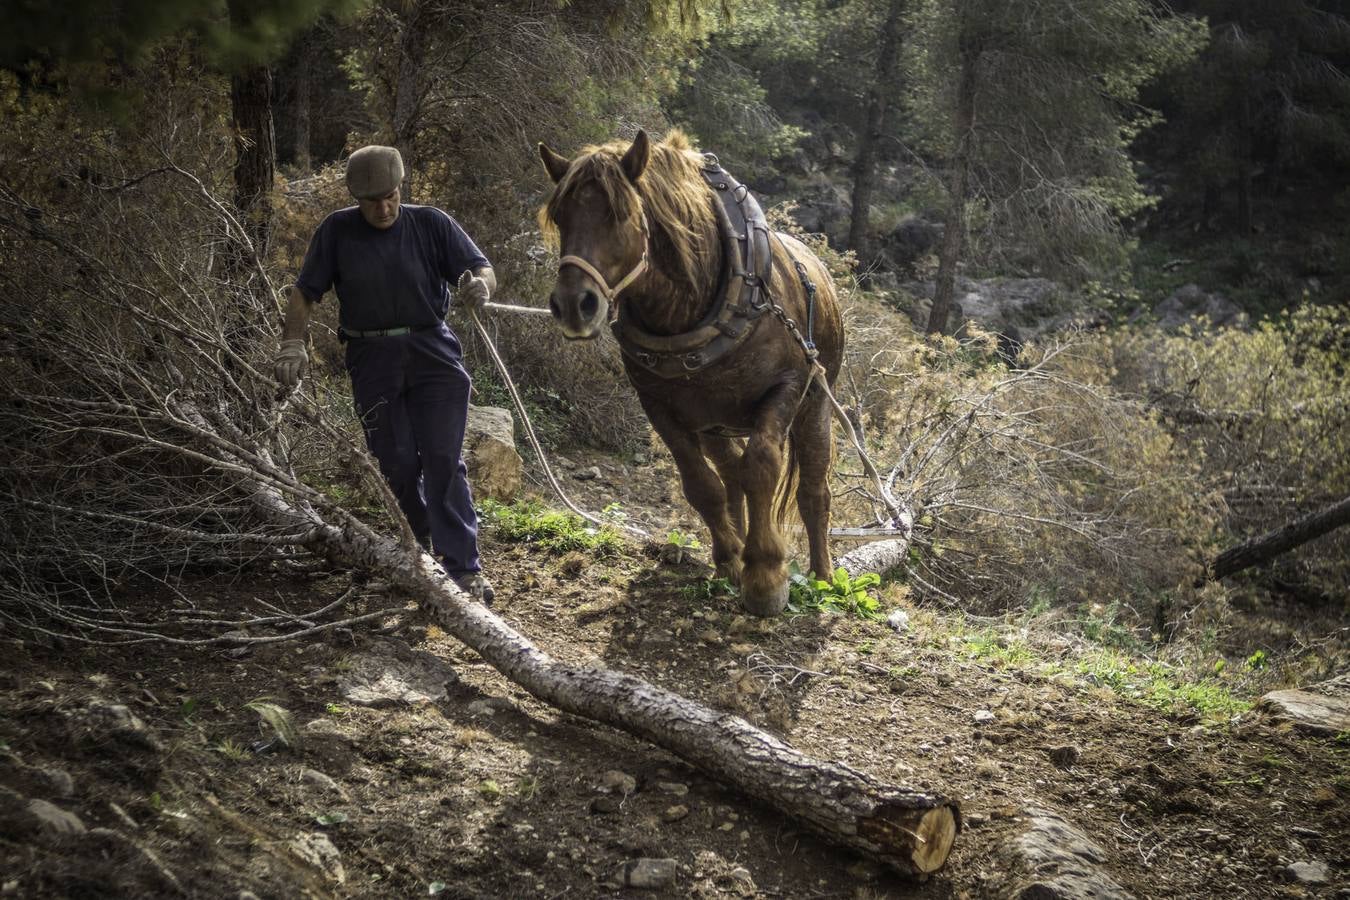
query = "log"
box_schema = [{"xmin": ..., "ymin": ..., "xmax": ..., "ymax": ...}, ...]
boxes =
[
  {"xmin": 1211, "ymin": 493, "xmax": 1350, "ymax": 580},
  {"xmin": 838, "ymin": 537, "xmax": 914, "ymax": 581},
  {"xmin": 242, "ymin": 468, "xmax": 958, "ymax": 876}
]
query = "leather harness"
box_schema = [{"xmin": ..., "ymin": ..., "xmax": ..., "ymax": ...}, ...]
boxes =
[{"xmin": 610, "ymin": 154, "xmax": 780, "ymax": 380}]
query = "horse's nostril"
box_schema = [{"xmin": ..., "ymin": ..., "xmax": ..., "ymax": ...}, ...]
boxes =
[
  {"xmin": 548, "ymin": 296, "xmax": 562, "ymax": 320},
  {"xmin": 580, "ymin": 290, "xmax": 599, "ymax": 319}
]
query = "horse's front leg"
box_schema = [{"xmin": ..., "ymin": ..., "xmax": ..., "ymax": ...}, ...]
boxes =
[
  {"xmin": 739, "ymin": 381, "xmax": 803, "ymax": 616},
  {"xmin": 641, "ymin": 398, "xmax": 744, "ymax": 585}
]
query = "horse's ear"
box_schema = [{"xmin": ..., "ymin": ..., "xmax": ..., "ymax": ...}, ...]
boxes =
[
  {"xmin": 621, "ymin": 130, "xmax": 650, "ymax": 184},
  {"xmin": 539, "ymin": 142, "xmax": 571, "ymax": 184}
]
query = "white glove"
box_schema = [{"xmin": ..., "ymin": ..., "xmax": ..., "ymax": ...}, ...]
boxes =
[
  {"xmin": 457, "ymin": 269, "xmax": 491, "ymax": 310},
  {"xmin": 274, "ymin": 338, "xmax": 308, "ymax": 389}
]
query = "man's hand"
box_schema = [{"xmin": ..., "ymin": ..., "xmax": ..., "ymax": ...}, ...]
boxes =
[
  {"xmin": 457, "ymin": 268, "xmax": 491, "ymax": 310},
  {"xmin": 274, "ymin": 338, "xmax": 308, "ymax": 389}
]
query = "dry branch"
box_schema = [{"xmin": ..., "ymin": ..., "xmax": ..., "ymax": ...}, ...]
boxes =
[{"xmin": 1210, "ymin": 493, "xmax": 1350, "ymax": 581}]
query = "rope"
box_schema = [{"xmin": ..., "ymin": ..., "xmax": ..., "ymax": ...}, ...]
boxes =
[
  {"xmin": 465, "ymin": 305, "xmax": 651, "ymax": 541},
  {"xmin": 763, "ymin": 300, "xmax": 912, "ymax": 539}
]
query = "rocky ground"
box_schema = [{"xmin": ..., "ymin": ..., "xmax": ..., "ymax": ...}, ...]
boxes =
[{"xmin": 2, "ymin": 449, "xmax": 1348, "ymax": 899}]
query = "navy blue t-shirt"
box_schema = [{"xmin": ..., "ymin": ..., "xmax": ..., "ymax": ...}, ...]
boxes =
[{"xmin": 296, "ymin": 204, "xmax": 490, "ymax": 332}]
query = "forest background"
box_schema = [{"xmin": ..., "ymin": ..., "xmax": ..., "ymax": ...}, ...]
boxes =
[{"xmin": 0, "ymin": 0, "xmax": 1348, "ymax": 895}]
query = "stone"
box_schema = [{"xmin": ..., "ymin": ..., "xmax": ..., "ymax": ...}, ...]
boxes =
[
  {"xmin": 995, "ymin": 806, "xmax": 1133, "ymax": 900},
  {"xmin": 723, "ymin": 865, "xmax": 757, "ymax": 897},
  {"xmin": 289, "ymin": 833, "xmax": 345, "ymax": 884},
  {"xmin": 574, "ymin": 466, "xmax": 601, "ymax": 481},
  {"xmin": 589, "ymin": 796, "xmax": 621, "ymax": 815},
  {"xmin": 1153, "ymin": 284, "xmax": 1245, "ymax": 331},
  {"xmin": 337, "ymin": 639, "xmax": 458, "ymax": 707},
  {"xmin": 300, "ymin": 769, "xmax": 349, "ymax": 800},
  {"xmin": 662, "ymin": 804, "xmax": 689, "ymax": 822},
  {"xmin": 598, "ymin": 770, "xmax": 637, "ymax": 795},
  {"xmin": 886, "ymin": 609, "xmax": 910, "ymax": 632},
  {"xmin": 1283, "ymin": 861, "xmax": 1329, "ymax": 885},
  {"xmin": 464, "ymin": 404, "xmax": 522, "ymax": 501},
  {"xmin": 37, "ymin": 767, "xmax": 74, "ymax": 799},
  {"xmin": 79, "ymin": 701, "xmax": 161, "ymax": 753},
  {"xmin": 619, "ymin": 857, "xmax": 678, "ymax": 890},
  {"xmin": 27, "ymin": 799, "xmax": 86, "ymax": 836},
  {"xmin": 655, "ymin": 781, "xmax": 689, "ymax": 797},
  {"xmin": 1260, "ymin": 673, "xmax": 1350, "ymax": 735},
  {"xmin": 1047, "ymin": 745, "xmax": 1080, "ymax": 768},
  {"xmin": 902, "ymin": 276, "xmax": 1084, "ymax": 339},
  {"xmin": 973, "ymin": 709, "xmax": 996, "ymax": 725}
]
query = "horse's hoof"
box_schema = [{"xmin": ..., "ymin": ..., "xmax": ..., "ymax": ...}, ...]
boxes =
[{"xmin": 740, "ymin": 580, "xmax": 789, "ymax": 617}]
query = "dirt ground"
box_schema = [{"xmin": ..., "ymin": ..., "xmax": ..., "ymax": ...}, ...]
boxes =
[{"xmin": 2, "ymin": 450, "xmax": 1348, "ymax": 899}]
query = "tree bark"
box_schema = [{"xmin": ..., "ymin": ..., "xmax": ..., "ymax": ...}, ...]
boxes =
[
  {"xmin": 228, "ymin": 62, "xmax": 276, "ymax": 258},
  {"xmin": 847, "ymin": 0, "xmax": 905, "ymax": 258},
  {"xmin": 1211, "ymin": 493, "xmax": 1350, "ymax": 580},
  {"xmin": 926, "ymin": 45, "xmax": 978, "ymax": 336},
  {"xmin": 838, "ymin": 537, "xmax": 914, "ymax": 582},
  {"xmin": 292, "ymin": 29, "xmax": 314, "ymax": 172},
  {"xmin": 225, "ymin": 428, "xmax": 959, "ymax": 876}
]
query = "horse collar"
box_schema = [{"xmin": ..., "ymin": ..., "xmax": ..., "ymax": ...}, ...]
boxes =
[{"xmin": 611, "ymin": 155, "xmax": 775, "ymax": 379}]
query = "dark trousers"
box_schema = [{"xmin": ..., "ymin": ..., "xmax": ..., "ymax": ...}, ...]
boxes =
[{"xmin": 344, "ymin": 324, "xmax": 480, "ymax": 577}]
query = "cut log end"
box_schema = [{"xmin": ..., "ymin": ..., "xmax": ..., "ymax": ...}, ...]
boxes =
[
  {"xmin": 910, "ymin": 805, "xmax": 959, "ymax": 874},
  {"xmin": 859, "ymin": 802, "xmax": 960, "ymax": 875}
]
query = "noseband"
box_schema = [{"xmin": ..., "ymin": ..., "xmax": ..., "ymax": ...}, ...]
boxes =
[{"xmin": 557, "ymin": 210, "xmax": 650, "ymax": 315}]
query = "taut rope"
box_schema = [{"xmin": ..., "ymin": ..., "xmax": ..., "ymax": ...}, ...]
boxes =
[{"xmin": 465, "ymin": 305, "xmax": 650, "ymax": 541}]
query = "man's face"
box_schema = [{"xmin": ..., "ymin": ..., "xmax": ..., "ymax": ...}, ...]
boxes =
[{"xmin": 358, "ymin": 187, "xmax": 401, "ymax": 229}]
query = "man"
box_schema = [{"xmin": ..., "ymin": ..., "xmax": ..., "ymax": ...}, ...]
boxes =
[{"xmin": 274, "ymin": 145, "xmax": 495, "ymax": 604}]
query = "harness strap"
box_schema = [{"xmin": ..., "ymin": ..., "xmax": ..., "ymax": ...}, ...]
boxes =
[{"xmin": 557, "ymin": 211, "xmax": 649, "ymax": 316}]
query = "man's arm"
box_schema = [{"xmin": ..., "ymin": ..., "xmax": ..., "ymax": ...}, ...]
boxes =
[
  {"xmin": 281, "ymin": 284, "xmax": 319, "ymax": 342},
  {"xmin": 275, "ymin": 285, "xmax": 318, "ymax": 388}
]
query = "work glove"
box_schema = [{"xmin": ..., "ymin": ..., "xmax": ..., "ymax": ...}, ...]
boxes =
[
  {"xmin": 457, "ymin": 268, "xmax": 491, "ymax": 311},
  {"xmin": 274, "ymin": 338, "xmax": 308, "ymax": 389}
]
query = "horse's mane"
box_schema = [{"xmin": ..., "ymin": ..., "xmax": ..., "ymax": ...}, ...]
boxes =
[{"xmin": 540, "ymin": 130, "xmax": 718, "ymax": 293}]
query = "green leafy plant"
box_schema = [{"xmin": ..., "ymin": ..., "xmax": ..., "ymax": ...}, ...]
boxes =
[
  {"xmin": 787, "ymin": 563, "xmax": 883, "ymax": 619},
  {"xmin": 478, "ymin": 499, "xmax": 623, "ymax": 556},
  {"xmin": 661, "ymin": 529, "xmax": 702, "ymax": 564},
  {"xmin": 680, "ymin": 577, "xmax": 738, "ymax": 603},
  {"xmin": 1246, "ymin": 650, "xmax": 1268, "ymax": 671}
]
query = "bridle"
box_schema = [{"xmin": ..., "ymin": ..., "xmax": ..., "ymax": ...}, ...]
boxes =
[{"xmin": 557, "ymin": 209, "xmax": 650, "ymax": 317}]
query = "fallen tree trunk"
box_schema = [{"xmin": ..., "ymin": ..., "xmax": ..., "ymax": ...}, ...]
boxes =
[
  {"xmin": 241, "ymin": 458, "xmax": 958, "ymax": 876},
  {"xmin": 1211, "ymin": 493, "xmax": 1350, "ymax": 580},
  {"xmin": 838, "ymin": 537, "xmax": 914, "ymax": 581}
]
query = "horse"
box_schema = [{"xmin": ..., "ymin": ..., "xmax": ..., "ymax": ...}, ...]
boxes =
[{"xmin": 536, "ymin": 129, "xmax": 844, "ymax": 616}]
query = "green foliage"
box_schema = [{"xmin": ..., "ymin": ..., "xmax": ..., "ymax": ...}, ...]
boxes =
[
  {"xmin": 903, "ymin": 0, "xmax": 1206, "ymax": 281},
  {"xmin": 0, "ymin": 0, "xmax": 368, "ymax": 74},
  {"xmin": 680, "ymin": 577, "xmax": 738, "ymax": 603},
  {"xmin": 787, "ymin": 563, "xmax": 883, "ymax": 619},
  {"xmin": 1077, "ymin": 650, "xmax": 1251, "ymax": 720},
  {"xmin": 478, "ymin": 499, "xmax": 623, "ymax": 556}
]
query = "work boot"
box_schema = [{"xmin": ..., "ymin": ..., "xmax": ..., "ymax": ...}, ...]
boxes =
[{"xmin": 454, "ymin": 571, "xmax": 495, "ymax": 606}]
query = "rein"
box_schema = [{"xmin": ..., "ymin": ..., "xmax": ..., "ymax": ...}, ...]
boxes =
[{"xmin": 557, "ymin": 210, "xmax": 650, "ymax": 318}]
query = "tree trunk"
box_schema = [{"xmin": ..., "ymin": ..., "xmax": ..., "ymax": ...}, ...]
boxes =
[
  {"xmin": 225, "ymin": 431, "xmax": 959, "ymax": 876},
  {"xmin": 1211, "ymin": 494, "xmax": 1350, "ymax": 580},
  {"xmin": 292, "ymin": 30, "xmax": 314, "ymax": 172},
  {"xmin": 926, "ymin": 46, "xmax": 978, "ymax": 336},
  {"xmin": 390, "ymin": 0, "xmax": 427, "ymax": 201},
  {"xmin": 1236, "ymin": 92, "xmax": 1253, "ymax": 235},
  {"xmin": 847, "ymin": 0, "xmax": 905, "ymax": 258},
  {"xmin": 229, "ymin": 64, "xmax": 275, "ymax": 258}
]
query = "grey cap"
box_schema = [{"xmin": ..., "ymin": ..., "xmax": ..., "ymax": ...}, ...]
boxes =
[{"xmin": 346, "ymin": 145, "xmax": 404, "ymax": 199}]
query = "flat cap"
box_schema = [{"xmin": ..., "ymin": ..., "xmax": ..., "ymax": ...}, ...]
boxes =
[{"xmin": 346, "ymin": 145, "xmax": 404, "ymax": 199}]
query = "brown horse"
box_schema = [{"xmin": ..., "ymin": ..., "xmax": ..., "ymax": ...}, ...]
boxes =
[{"xmin": 537, "ymin": 129, "xmax": 843, "ymax": 615}]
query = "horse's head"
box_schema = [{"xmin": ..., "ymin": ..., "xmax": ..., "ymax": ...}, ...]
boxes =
[{"xmin": 537, "ymin": 131, "xmax": 651, "ymax": 340}]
